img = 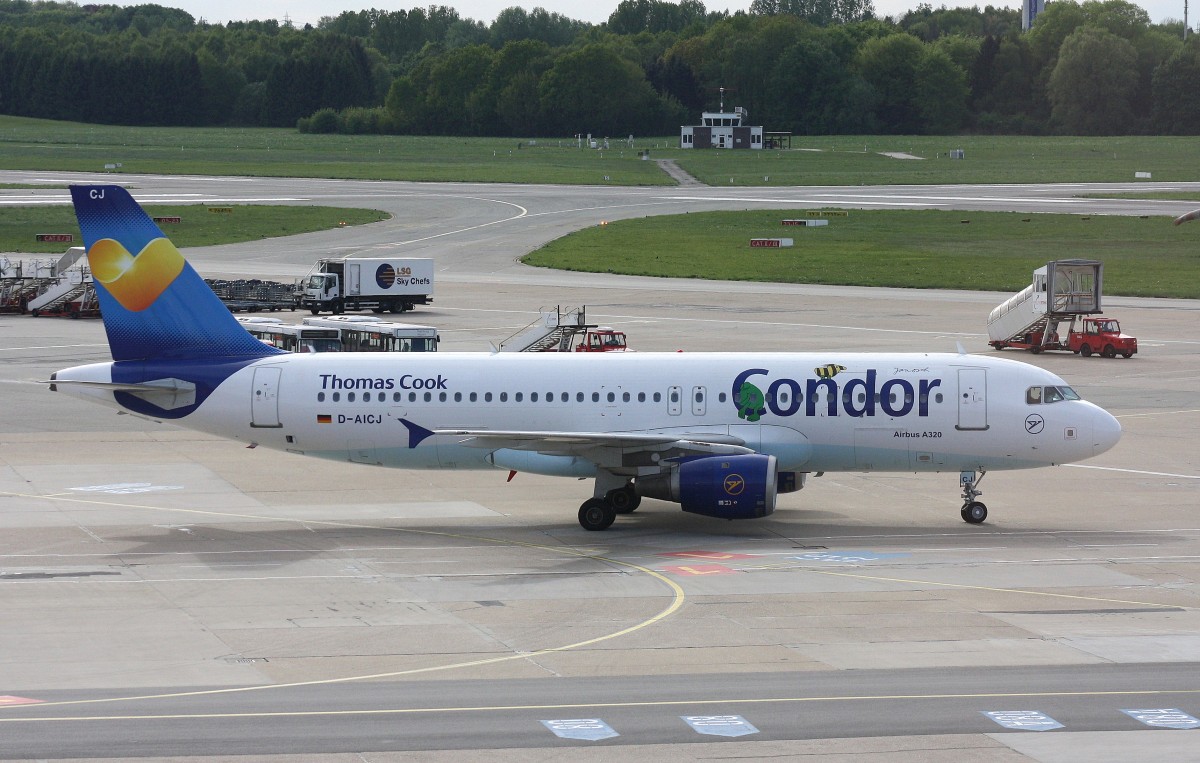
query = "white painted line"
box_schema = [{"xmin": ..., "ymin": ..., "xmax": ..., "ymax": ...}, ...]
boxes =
[{"xmin": 1063, "ymin": 464, "xmax": 1200, "ymax": 480}]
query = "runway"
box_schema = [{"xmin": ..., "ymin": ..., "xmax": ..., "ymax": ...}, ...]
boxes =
[{"xmin": 1, "ymin": 172, "xmax": 1198, "ymax": 760}]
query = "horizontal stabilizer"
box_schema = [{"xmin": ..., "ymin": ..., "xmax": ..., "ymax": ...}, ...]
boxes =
[{"xmin": 49, "ymin": 377, "xmax": 196, "ymax": 410}]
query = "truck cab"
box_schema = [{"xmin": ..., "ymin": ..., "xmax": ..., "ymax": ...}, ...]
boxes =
[
  {"xmin": 1070, "ymin": 317, "xmax": 1137, "ymax": 358},
  {"xmin": 575, "ymin": 328, "xmax": 630, "ymax": 352}
]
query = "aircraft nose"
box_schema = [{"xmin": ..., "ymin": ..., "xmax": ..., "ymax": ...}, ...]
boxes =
[{"xmin": 1091, "ymin": 406, "xmax": 1122, "ymax": 457}]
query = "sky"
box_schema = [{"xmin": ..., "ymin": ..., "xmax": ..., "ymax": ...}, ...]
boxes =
[{"xmin": 165, "ymin": 0, "xmax": 1189, "ymax": 28}]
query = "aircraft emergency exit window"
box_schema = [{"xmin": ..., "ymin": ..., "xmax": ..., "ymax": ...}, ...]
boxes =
[
  {"xmin": 694, "ymin": 390, "xmax": 702, "ymax": 403},
  {"xmin": 318, "ymin": 392, "xmax": 325, "ymax": 402},
  {"xmin": 670, "ymin": 390, "xmax": 679, "ymax": 402}
]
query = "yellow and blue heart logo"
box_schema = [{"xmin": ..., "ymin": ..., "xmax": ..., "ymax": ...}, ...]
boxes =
[{"xmin": 88, "ymin": 237, "xmax": 185, "ymax": 312}]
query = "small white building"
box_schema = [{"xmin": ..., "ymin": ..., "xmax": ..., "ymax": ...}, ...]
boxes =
[{"xmin": 680, "ymin": 106, "xmax": 763, "ymax": 150}]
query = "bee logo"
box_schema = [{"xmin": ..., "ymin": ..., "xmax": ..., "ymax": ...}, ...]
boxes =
[{"xmin": 814, "ymin": 363, "xmax": 847, "ymax": 379}]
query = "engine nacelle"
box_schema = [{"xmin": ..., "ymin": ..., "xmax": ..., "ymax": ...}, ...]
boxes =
[{"xmin": 638, "ymin": 454, "xmax": 778, "ymax": 520}]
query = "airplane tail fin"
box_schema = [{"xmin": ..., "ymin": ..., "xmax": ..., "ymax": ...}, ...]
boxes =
[{"xmin": 70, "ymin": 185, "xmax": 284, "ymax": 362}]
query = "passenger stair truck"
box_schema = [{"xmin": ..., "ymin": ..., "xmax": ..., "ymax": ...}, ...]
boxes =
[
  {"xmin": 988, "ymin": 260, "xmax": 1103, "ymax": 354},
  {"xmin": 26, "ymin": 248, "xmax": 98, "ymax": 318},
  {"xmin": 299, "ymin": 257, "xmax": 433, "ymax": 315},
  {"xmin": 498, "ymin": 306, "xmax": 630, "ymax": 352}
]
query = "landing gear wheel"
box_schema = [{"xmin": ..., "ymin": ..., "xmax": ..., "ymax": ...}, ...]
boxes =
[
  {"xmin": 961, "ymin": 502, "xmax": 988, "ymax": 524},
  {"xmin": 1079, "ymin": 344, "xmax": 1093, "ymax": 357},
  {"xmin": 578, "ymin": 499, "xmax": 616, "ymax": 531},
  {"xmin": 606, "ymin": 486, "xmax": 641, "ymax": 514}
]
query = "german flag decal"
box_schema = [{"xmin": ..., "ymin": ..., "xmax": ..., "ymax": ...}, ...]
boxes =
[{"xmin": 317, "ymin": 414, "xmax": 332, "ymax": 424}]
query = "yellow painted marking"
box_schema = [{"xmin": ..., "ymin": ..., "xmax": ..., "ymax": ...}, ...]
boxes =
[
  {"xmin": 3, "ymin": 687, "xmax": 1200, "ymax": 723},
  {"xmin": 0, "ymin": 489, "xmax": 685, "ymax": 710}
]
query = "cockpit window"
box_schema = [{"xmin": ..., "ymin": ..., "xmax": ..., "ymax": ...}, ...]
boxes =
[{"xmin": 1027, "ymin": 385, "xmax": 1081, "ymax": 404}]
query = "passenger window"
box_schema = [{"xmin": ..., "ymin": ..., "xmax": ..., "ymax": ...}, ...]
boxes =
[
  {"xmin": 592, "ymin": 392, "xmax": 600, "ymax": 402},
  {"xmin": 424, "ymin": 392, "xmax": 431, "ymax": 402},
  {"xmin": 393, "ymin": 392, "xmax": 401, "ymax": 402},
  {"xmin": 348, "ymin": 392, "xmax": 356, "ymax": 402},
  {"xmin": 576, "ymin": 392, "xmax": 583, "ymax": 402},
  {"xmin": 469, "ymin": 392, "xmax": 477, "ymax": 402},
  {"xmin": 485, "ymin": 392, "xmax": 493, "ymax": 402},
  {"xmin": 515, "ymin": 392, "xmax": 523, "ymax": 402},
  {"xmin": 653, "ymin": 392, "xmax": 662, "ymax": 403},
  {"xmin": 454, "ymin": 392, "xmax": 462, "ymax": 402},
  {"xmin": 531, "ymin": 392, "xmax": 539, "ymax": 402},
  {"xmin": 607, "ymin": 392, "xmax": 615, "ymax": 402},
  {"xmin": 623, "ymin": 392, "xmax": 630, "ymax": 402},
  {"xmin": 499, "ymin": 392, "xmax": 507, "ymax": 402},
  {"xmin": 561, "ymin": 392, "xmax": 568, "ymax": 402},
  {"xmin": 332, "ymin": 392, "xmax": 340, "ymax": 402},
  {"xmin": 638, "ymin": 392, "xmax": 646, "ymax": 402},
  {"xmin": 318, "ymin": 392, "xmax": 325, "ymax": 402},
  {"xmin": 439, "ymin": 392, "xmax": 447, "ymax": 402}
]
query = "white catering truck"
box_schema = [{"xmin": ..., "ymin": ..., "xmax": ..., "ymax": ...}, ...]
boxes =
[{"xmin": 299, "ymin": 258, "xmax": 433, "ymax": 315}]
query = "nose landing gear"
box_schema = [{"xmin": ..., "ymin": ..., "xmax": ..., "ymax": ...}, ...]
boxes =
[{"xmin": 960, "ymin": 470, "xmax": 987, "ymax": 524}]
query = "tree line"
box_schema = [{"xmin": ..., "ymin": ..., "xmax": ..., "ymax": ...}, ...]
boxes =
[{"xmin": 0, "ymin": 0, "xmax": 1197, "ymax": 135}]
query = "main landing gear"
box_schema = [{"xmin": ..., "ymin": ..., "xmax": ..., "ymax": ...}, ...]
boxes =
[
  {"xmin": 577, "ymin": 479, "xmax": 641, "ymax": 531},
  {"xmin": 959, "ymin": 470, "xmax": 987, "ymax": 524}
]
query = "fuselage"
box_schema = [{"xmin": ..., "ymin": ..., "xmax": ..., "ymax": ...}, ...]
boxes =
[{"xmin": 54, "ymin": 350, "xmax": 1121, "ymax": 477}]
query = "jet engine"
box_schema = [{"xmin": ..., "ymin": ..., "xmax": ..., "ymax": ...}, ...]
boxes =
[{"xmin": 637, "ymin": 454, "xmax": 779, "ymax": 520}]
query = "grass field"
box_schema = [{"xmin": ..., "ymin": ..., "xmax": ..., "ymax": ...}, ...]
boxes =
[
  {"xmin": 4, "ymin": 116, "xmax": 1200, "ymax": 186},
  {"xmin": 0, "ymin": 204, "xmax": 388, "ymax": 254},
  {"xmin": 0, "ymin": 116, "xmax": 672, "ymax": 186},
  {"xmin": 671, "ymin": 135, "xmax": 1200, "ymax": 186},
  {"xmin": 523, "ymin": 209, "xmax": 1199, "ymax": 299}
]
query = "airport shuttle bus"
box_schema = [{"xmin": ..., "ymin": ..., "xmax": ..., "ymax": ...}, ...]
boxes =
[
  {"xmin": 236, "ymin": 317, "xmax": 342, "ymax": 353},
  {"xmin": 303, "ymin": 315, "xmax": 439, "ymax": 353}
]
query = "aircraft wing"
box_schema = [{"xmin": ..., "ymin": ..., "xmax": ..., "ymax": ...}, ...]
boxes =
[{"xmin": 434, "ymin": 428, "xmax": 755, "ymax": 461}]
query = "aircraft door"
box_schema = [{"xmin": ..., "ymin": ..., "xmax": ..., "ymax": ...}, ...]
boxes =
[
  {"xmin": 691, "ymin": 386, "xmax": 706, "ymax": 416},
  {"xmin": 956, "ymin": 368, "xmax": 988, "ymax": 431},
  {"xmin": 250, "ymin": 366, "xmax": 282, "ymax": 428}
]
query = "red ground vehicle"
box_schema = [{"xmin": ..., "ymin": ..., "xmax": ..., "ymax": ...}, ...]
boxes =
[
  {"xmin": 573, "ymin": 327, "xmax": 630, "ymax": 352},
  {"xmin": 993, "ymin": 317, "xmax": 1137, "ymax": 358}
]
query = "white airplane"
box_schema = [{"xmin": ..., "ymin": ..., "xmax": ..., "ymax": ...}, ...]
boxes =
[{"xmin": 51, "ymin": 185, "xmax": 1121, "ymax": 531}]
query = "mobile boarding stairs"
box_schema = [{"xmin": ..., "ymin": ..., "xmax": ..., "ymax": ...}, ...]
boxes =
[
  {"xmin": 987, "ymin": 260, "xmax": 1103, "ymax": 351},
  {"xmin": 498, "ymin": 306, "xmax": 593, "ymax": 352}
]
